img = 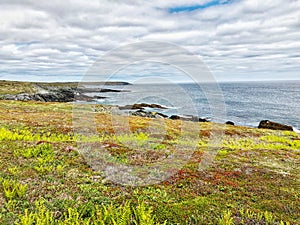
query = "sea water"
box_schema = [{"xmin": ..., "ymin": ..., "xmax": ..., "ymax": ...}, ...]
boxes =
[{"xmin": 91, "ymin": 80, "xmax": 300, "ymax": 130}]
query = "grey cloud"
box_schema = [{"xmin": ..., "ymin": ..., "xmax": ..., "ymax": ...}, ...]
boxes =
[{"xmin": 0, "ymin": 0, "xmax": 299, "ymax": 81}]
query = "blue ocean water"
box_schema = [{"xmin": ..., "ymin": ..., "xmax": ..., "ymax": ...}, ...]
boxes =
[{"xmin": 93, "ymin": 80, "xmax": 300, "ymax": 129}]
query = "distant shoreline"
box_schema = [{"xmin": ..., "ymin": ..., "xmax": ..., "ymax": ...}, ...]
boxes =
[
  {"xmin": 0, "ymin": 80, "xmax": 130, "ymax": 102},
  {"xmin": 0, "ymin": 79, "xmax": 131, "ymax": 86}
]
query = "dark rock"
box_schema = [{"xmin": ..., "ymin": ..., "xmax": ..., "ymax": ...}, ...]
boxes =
[
  {"xmin": 99, "ymin": 88, "xmax": 128, "ymax": 93},
  {"xmin": 119, "ymin": 103, "xmax": 167, "ymax": 110},
  {"xmin": 169, "ymin": 115, "xmax": 181, "ymax": 120},
  {"xmin": 199, "ymin": 118, "xmax": 210, "ymax": 122},
  {"xmin": 258, "ymin": 120, "xmax": 293, "ymax": 131},
  {"xmin": 226, "ymin": 121, "xmax": 235, "ymax": 125},
  {"xmin": 131, "ymin": 110, "xmax": 168, "ymax": 119},
  {"xmin": 34, "ymin": 88, "xmax": 75, "ymax": 102},
  {"xmin": 148, "ymin": 104, "xmax": 167, "ymax": 109},
  {"xmin": 93, "ymin": 96, "xmax": 107, "ymax": 99}
]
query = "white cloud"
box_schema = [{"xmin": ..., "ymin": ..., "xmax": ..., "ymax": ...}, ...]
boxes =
[{"xmin": 0, "ymin": 0, "xmax": 299, "ymax": 81}]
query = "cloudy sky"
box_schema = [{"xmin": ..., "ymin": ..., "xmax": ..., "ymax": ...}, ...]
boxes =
[{"xmin": 0, "ymin": 0, "xmax": 300, "ymax": 82}]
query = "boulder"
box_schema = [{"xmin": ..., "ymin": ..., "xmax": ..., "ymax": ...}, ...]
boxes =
[
  {"xmin": 226, "ymin": 121, "xmax": 235, "ymax": 126},
  {"xmin": 169, "ymin": 115, "xmax": 181, "ymax": 120},
  {"xmin": 199, "ymin": 117, "xmax": 210, "ymax": 122},
  {"xmin": 258, "ymin": 120, "xmax": 293, "ymax": 131}
]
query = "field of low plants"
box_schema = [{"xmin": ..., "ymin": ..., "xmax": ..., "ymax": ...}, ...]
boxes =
[{"xmin": 0, "ymin": 100, "xmax": 299, "ymax": 224}]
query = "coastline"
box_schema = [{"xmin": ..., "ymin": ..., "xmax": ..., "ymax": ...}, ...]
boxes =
[{"xmin": 0, "ymin": 81, "xmax": 299, "ymax": 224}]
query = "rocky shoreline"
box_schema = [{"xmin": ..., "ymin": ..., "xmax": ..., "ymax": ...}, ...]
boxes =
[
  {"xmin": 117, "ymin": 103, "xmax": 294, "ymax": 131},
  {"xmin": 1, "ymin": 83, "xmax": 129, "ymax": 102}
]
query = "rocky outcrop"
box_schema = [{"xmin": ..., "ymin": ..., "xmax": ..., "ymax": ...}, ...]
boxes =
[
  {"xmin": 2, "ymin": 93, "xmax": 34, "ymax": 101},
  {"xmin": 119, "ymin": 103, "xmax": 167, "ymax": 110},
  {"xmin": 169, "ymin": 115, "xmax": 209, "ymax": 122},
  {"xmin": 2, "ymin": 88, "xmax": 104, "ymax": 102},
  {"xmin": 130, "ymin": 109, "xmax": 168, "ymax": 119},
  {"xmin": 36, "ymin": 88, "xmax": 76, "ymax": 102},
  {"xmin": 1, "ymin": 82, "xmax": 130, "ymax": 102},
  {"xmin": 258, "ymin": 120, "xmax": 293, "ymax": 131}
]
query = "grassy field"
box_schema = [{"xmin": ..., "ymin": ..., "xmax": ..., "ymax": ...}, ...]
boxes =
[{"xmin": 0, "ymin": 99, "xmax": 299, "ymax": 224}]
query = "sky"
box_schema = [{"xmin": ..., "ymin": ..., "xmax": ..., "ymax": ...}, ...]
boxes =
[{"xmin": 0, "ymin": 0, "xmax": 300, "ymax": 82}]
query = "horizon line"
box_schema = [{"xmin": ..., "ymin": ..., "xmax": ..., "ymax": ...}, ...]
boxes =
[{"xmin": 2, "ymin": 78, "xmax": 300, "ymax": 84}]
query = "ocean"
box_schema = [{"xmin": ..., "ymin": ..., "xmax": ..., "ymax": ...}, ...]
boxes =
[{"xmin": 90, "ymin": 80, "xmax": 300, "ymax": 130}]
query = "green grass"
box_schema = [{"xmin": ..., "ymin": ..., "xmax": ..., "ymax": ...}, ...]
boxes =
[
  {"xmin": 1, "ymin": 179, "xmax": 28, "ymax": 201},
  {"xmin": 0, "ymin": 99, "xmax": 299, "ymax": 224},
  {"xmin": 0, "ymin": 81, "xmax": 36, "ymax": 95},
  {"xmin": 15, "ymin": 200, "xmax": 162, "ymax": 225}
]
